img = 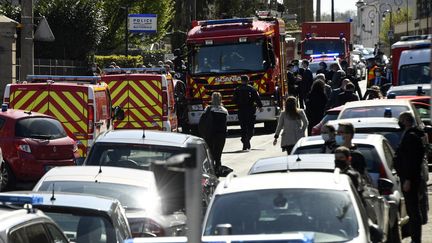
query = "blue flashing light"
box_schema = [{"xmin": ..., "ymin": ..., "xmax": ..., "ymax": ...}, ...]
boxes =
[
  {"xmin": 310, "ymin": 53, "xmax": 340, "ymax": 59},
  {"xmin": 103, "ymin": 68, "xmax": 167, "ymax": 74},
  {"xmin": 384, "ymin": 108, "xmax": 392, "ymax": 118},
  {"xmin": 27, "ymin": 75, "xmax": 100, "ymax": 81},
  {"xmin": 0, "ymin": 194, "xmax": 43, "ymax": 205},
  {"xmin": 198, "ymin": 18, "xmax": 253, "ymax": 26}
]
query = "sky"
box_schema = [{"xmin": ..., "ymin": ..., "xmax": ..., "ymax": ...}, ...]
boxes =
[{"xmin": 316, "ymin": 0, "xmax": 359, "ymax": 14}]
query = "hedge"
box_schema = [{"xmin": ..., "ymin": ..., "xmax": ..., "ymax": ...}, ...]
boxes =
[{"xmin": 95, "ymin": 55, "xmax": 143, "ymax": 68}]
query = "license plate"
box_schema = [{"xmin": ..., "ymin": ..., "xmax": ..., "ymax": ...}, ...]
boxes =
[{"xmin": 227, "ymin": 114, "xmax": 238, "ymax": 122}]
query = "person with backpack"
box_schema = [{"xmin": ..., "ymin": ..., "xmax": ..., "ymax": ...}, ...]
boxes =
[
  {"xmin": 199, "ymin": 92, "xmax": 228, "ymax": 176},
  {"xmin": 394, "ymin": 111, "xmax": 428, "ymax": 243},
  {"xmin": 233, "ymin": 75, "xmax": 263, "ymax": 150}
]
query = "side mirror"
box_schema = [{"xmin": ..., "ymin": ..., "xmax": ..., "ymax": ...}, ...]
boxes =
[
  {"xmin": 369, "ymin": 222, "xmax": 384, "ymax": 243},
  {"xmin": 112, "ymin": 106, "xmax": 125, "ymax": 120},
  {"xmin": 377, "ymin": 178, "xmax": 394, "ymax": 195}
]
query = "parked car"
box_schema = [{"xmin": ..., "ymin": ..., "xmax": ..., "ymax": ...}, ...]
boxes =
[
  {"xmin": 0, "ymin": 108, "xmax": 79, "ymax": 190},
  {"xmin": 83, "ymin": 129, "xmax": 220, "ymax": 207},
  {"xmin": 0, "ymin": 195, "xmax": 70, "ymax": 243},
  {"xmin": 248, "ymin": 154, "xmax": 391, "ymax": 242},
  {"xmin": 203, "ymin": 172, "xmax": 384, "ymax": 242},
  {"xmin": 311, "ymin": 105, "xmax": 343, "ymax": 135},
  {"xmin": 33, "ymin": 166, "xmax": 187, "ymax": 237},
  {"xmin": 1, "ymin": 191, "xmax": 132, "ymax": 242},
  {"xmin": 291, "ymin": 134, "xmax": 408, "ymax": 241},
  {"xmin": 387, "ymin": 84, "xmax": 431, "ymax": 97}
]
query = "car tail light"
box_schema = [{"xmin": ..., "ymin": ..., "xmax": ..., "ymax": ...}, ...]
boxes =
[
  {"xmin": 17, "ymin": 144, "xmax": 31, "ymax": 153},
  {"xmin": 129, "ymin": 218, "xmax": 165, "ymax": 237},
  {"xmin": 88, "ymin": 105, "xmax": 94, "ymax": 134}
]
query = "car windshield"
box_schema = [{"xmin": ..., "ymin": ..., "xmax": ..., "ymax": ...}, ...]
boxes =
[
  {"xmin": 339, "ymin": 106, "xmax": 409, "ymax": 119},
  {"xmin": 38, "ymin": 181, "xmax": 157, "ymax": 211},
  {"xmin": 44, "ymin": 212, "xmax": 114, "ymax": 243},
  {"xmin": 399, "ymin": 63, "xmax": 431, "ymax": 85},
  {"xmin": 15, "ymin": 117, "xmax": 67, "ymax": 139},
  {"xmin": 204, "ymin": 189, "xmax": 358, "ymax": 242},
  {"xmin": 191, "ymin": 41, "xmax": 267, "ymax": 75},
  {"xmin": 355, "ymin": 128, "xmax": 402, "ymax": 150},
  {"xmin": 321, "ymin": 113, "xmax": 339, "ymax": 125},
  {"xmin": 86, "ymin": 143, "xmax": 182, "ymax": 169},
  {"xmin": 304, "ymin": 40, "xmax": 345, "ymax": 56}
]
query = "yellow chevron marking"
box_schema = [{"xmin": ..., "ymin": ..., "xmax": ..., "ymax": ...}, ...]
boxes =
[
  {"xmin": 50, "ymin": 92, "xmax": 83, "ymax": 122},
  {"xmin": 130, "ymin": 82, "xmax": 158, "ymax": 106},
  {"xmin": 50, "ymin": 104, "xmax": 86, "ymax": 132},
  {"xmin": 62, "ymin": 91, "xmax": 85, "ymax": 115},
  {"xmin": 14, "ymin": 91, "xmax": 36, "ymax": 109},
  {"xmin": 36, "ymin": 103, "xmax": 49, "ymax": 114},
  {"xmin": 140, "ymin": 81, "xmax": 161, "ymax": 101},
  {"xmin": 110, "ymin": 81, "xmax": 128, "ymax": 100},
  {"xmin": 10, "ymin": 90, "xmax": 22, "ymax": 103}
]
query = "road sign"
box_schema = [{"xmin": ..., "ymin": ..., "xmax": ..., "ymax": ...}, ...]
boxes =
[
  {"xmin": 388, "ymin": 30, "xmax": 394, "ymax": 39},
  {"xmin": 128, "ymin": 14, "xmax": 157, "ymax": 34}
]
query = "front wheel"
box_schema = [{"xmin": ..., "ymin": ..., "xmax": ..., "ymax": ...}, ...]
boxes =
[
  {"xmin": 386, "ymin": 212, "xmax": 402, "ymax": 243},
  {"xmin": 1, "ymin": 162, "xmax": 15, "ymax": 191}
]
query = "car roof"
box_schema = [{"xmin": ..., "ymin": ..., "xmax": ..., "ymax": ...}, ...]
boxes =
[
  {"xmin": 37, "ymin": 166, "xmax": 155, "ymax": 188},
  {"xmin": 1, "ymin": 191, "xmax": 121, "ymax": 214},
  {"xmin": 327, "ymin": 117, "xmax": 400, "ymax": 129},
  {"xmin": 0, "ymin": 108, "xmax": 55, "ymax": 120},
  {"xmin": 95, "ymin": 129, "xmax": 197, "ymax": 147},
  {"xmin": 389, "ymin": 84, "xmax": 431, "ymax": 92},
  {"xmin": 342, "ymin": 99, "xmax": 412, "ymax": 109},
  {"xmin": 295, "ymin": 134, "xmax": 385, "ymax": 148},
  {"xmin": 249, "ymin": 154, "xmax": 335, "ymax": 174},
  {"xmin": 217, "ymin": 172, "xmax": 351, "ymax": 195},
  {"xmin": 0, "ymin": 208, "xmax": 54, "ymax": 232}
]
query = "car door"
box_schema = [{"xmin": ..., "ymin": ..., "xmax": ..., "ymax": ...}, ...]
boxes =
[
  {"xmin": 362, "ymin": 185, "xmax": 390, "ymax": 240},
  {"xmin": 9, "ymin": 222, "xmax": 51, "ymax": 243}
]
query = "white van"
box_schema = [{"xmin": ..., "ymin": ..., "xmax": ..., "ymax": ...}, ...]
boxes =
[{"xmin": 398, "ymin": 48, "xmax": 431, "ymax": 86}]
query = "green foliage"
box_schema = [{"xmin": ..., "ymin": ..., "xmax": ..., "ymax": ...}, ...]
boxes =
[
  {"xmin": 34, "ymin": 0, "xmax": 105, "ymax": 60},
  {"xmin": 380, "ymin": 8, "xmax": 412, "ymax": 45},
  {"xmin": 216, "ymin": 0, "xmax": 264, "ymax": 18},
  {"xmin": 0, "ymin": 1, "xmax": 21, "ymax": 21},
  {"xmin": 95, "ymin": 55, "xmax": 143, "ymax": 68},
  {"xmin": 99, "ymin": 0, "xmax": 175, "ymax": 54}
]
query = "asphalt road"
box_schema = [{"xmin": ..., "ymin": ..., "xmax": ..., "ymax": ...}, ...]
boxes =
[{"xmin": 221, "ymin": 122, "xmax": 432, "ymax": 243}]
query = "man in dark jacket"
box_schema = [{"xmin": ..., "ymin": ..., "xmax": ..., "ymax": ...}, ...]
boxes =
[
  {"xmin": 335, "ymin": 82, "xmax": 359, "ymax": 107},
  {"xmin": 298, "ymin": 59, "xmax": 313, "ymax": 109},
  {"xmin": 233, "ymin": 75, "xmax": 263, "ymax": 150},
  {"xmin": 334, "ymin": 146, "xmax": 363, "ymax": 194},
  {"xmin": 286, "ymin": 63, "xmax": 297, "ymax": 97},
  {"xmin": 316, "ymin": 61, "xmax": 329, "ymax": 79},
  {"xmin": 326, "ymin": 78, "xmax": 349, "ymax": 109},
  {"xmin": 394, "ymin": 111, "xmax": 427, "ymax": 243}
]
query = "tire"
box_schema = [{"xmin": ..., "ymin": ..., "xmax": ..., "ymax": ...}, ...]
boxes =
[
  {"xmin": 1, "ymin": 162, "xmax": 15, "ymax": 191},
  {"xmin": 386, "ymin": 213, "xmax": 402, "ymax": 243},
  {"xmin": 264, "ymin": 121, "xmax": 277, "ymax": 133}
]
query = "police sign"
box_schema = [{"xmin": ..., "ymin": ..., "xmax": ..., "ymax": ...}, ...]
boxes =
[{"xmin": 128, "ymin": 14, "xmax": 157, "ymax": 33}]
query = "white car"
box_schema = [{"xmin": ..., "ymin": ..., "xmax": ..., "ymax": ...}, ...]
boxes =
[
  {"xmin": 33, "ymin": 166, "xmax": 187, "ymax": 237},
  {"xmin": 387, "ymin": 84, "xmax": 431, "ymax": 97},
  {"xmin": 203, "ymin": 172, "xmax": 383, "ymax": 242}
]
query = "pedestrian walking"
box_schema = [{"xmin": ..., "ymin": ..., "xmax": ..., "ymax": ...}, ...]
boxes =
[
  {"xmin": 320, "ymin": 124, "xmax": 337, "ymax": 153},
  {"xmin": 329, "ymin": 69, "xmax": 346, "ymax": 90},
  {"xmin": 346, "ymin": 67, "xmax": 362, "ymax": 98},
  {"xmin": 273, "ymin": 96, "xmax": 308, "ymax": 154},
  {"xmin": 315, "ymin": 73, "xmax": 332, "ymax": 98},
  {"xmin": 335, "ymin": 82, "xmax": 359, "ymax": 107},
  {"xmin": 286, "ymin": 63, "xmax": 297, "ymax": 97},
  {"xmin": 298, "ymin": 59, "xmax": 313, "ymax": 109},
  {"xmin": 233, "ymin": 75, "xmax": 263, "ymax": 150},
  {"xmin": 394, "ymin": 111, "xmax": 428, "ymax": 243},
  {"xmin": 199, "ymin": 92, "xmax": 229, "ymax": 176},
  {"xmin": 305, "ymin": 80, "xmax": 327, "ymax": 134}
]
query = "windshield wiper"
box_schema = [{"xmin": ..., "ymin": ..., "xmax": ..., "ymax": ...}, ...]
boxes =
[{"xmin": 30, "ymin": 134, "xmax": 52, "ymax": 140}]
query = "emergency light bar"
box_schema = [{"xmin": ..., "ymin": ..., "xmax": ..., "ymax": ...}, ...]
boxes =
[
  {"xmin": 0, "ymin": 194, "xmax": 43, "ymax": 205},
  {"xmin": 103, "ymin": 67, "xmax": 167, "ymax": 74},
  {"xmin": 26, "ymin": 75, "xmax": 101, "ymax": 83},
  {"xmin": 310, "ymin": 53, "xmax": 340, "ymax": 58},
  {"xmin": 198, "ymin": 18, "xmax": 253, "ymax": 27}
]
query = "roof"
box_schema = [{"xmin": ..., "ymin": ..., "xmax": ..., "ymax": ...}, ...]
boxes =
[
  {"xmin": 249, "ymin": 154, "xmax": 335, "ymax": 174},
  {"xmin": 388, "ymin": 84, "xmax": 431, "ymax": 94},
  {"xmin": 342, "ymin": 99, "xmax": 412, "ymax": 109},
  {"xmin": 294, "ymin": 134, "xmax": 385, "ymax": 148},
  {"xmin": 1, "ymin": 191, "xmax": 121, "ymax": 214},
  {"xmin": 0, "ymin": 109, "xmax": 54, "ymax": 120},
  {"xmin": 95, "ymin": 129, "xmax": 196, "ymax": 147},
  {"xmin": 0, "ymin": 208, "xmax": 51, "ymax": 231},
  {"xmin": 216, "ymin": 172, "xmax": 350, "ymax": 195},
  {"xmin": 35, "ymin": 166, "xmax": 155, "ymax": 188},
  {"xmin": 327, "ymin": 117, "xmax": 400, "ymax": 129}
]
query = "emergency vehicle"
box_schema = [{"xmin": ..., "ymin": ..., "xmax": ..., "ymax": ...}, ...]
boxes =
[
  {"xmin": 102, "ymin": 68, "xmax": 178, "ymax": 132},
  {"xmin": 186, "ymin": 13, "xmax": 287, "ymax": 131},
  {"xmin": 391, "ymin": 35, "xmax": 431, "ymax": 86},
  {"xmin": 3, "ymin": 76, "xmax": 112, "ymax": 163}
]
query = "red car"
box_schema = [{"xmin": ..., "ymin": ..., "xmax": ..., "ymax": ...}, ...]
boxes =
[
  {"xmin": 311, "ymin": 105, "xmax": 344, "ymax": 135},
  {"xmin": 0, "ymin": 108, "xmax": 78, "ymax": 190}
]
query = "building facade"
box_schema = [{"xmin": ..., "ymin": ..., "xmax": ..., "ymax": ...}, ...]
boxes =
[{"xmin": 283, "ymin": 0, "xmax": 314, "ymax": 24}]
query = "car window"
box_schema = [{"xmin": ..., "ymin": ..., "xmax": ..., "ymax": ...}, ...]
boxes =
[
  {"xmin": 45, "ymin": 223, "xmax": 68, "ymax": 243},
  {"xmin": 45, "ymin": 212, "xmax": 113, "ymax": 243},
  {"xmin": 382, "ymin": 141, "xmax": 395, "ymax": 170},
  {"xmin": 321, "ymin": 113, "xmax": 339, "ymax": 125},
  {"xmin": 204, "ymin": 189, "xmax": 359, "ymax": 241},
  {"xmin": 15, "ymin": 117, "xmax": 67, "ymax": 139},
  {"xmin": 339, "ymin": 105, "xmax": 409, "ymax": 119},
  {"xmin": 10, "ymin": 223, "xmax": 50, "ymax": 243},
  {"xmin": 355, "ymin": 128, "xmax": 402, "ymax": 150}
]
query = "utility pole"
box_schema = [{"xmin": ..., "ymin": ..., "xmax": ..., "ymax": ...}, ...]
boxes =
[
  {"xmin": 331, "ymin": 0, "xmax": 335, "ymax": 22},
  {"xmin": 406, "ymin": 0, "xmax": 409, "ymax": 35},
  {"xmin": 125, "ymin": 6, "xmax": 129, "ymax": 57},
  {"xmin": 316, "ymin": 0, "xmax": 321, "ymax": 21},
  {"xmin": 20, "ymin": 0, "xmax": 34, "ymax": 81}
]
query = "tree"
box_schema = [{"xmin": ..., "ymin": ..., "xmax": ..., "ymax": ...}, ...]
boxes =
[
  {"xmin": 98, "ymin": 0, "xmax": 174, "ymax": 54},
  {"xmin": 215, "ymin": 0, "xmax": 264, "ymax": 18},
  {"xmin": 380, "ymin": 8, "xmax": 411, "ymax": 46}
]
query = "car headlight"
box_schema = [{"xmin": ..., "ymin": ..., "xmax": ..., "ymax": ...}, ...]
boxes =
[{"xmin": 190, "ymin": 104, "xmax": 203, "ymax": 111}]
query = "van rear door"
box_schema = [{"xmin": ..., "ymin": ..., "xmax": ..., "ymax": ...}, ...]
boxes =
[{"xmin": 7, "ymin": 83, "xmax": 50, "ymax": 113}]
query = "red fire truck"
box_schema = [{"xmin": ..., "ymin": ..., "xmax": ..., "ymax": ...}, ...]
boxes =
[
  {"xmin": 297, "ymin": 22, "xmax": 352, "ymax": 64},
  {"xmin": 185, "ymin": 15, "xmax": 287, "ymax": 131}
]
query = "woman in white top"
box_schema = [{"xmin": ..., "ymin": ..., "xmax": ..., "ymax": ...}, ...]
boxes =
[{"xmin": 273, "ymin": 96, "xmax": 308, "ymax": 154}]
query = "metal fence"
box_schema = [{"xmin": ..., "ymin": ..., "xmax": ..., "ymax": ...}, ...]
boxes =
[{"xmin": 15, "ymin": 58, "xmax": 89, "ymax": 81}]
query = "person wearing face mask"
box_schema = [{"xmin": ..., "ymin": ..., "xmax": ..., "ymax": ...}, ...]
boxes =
[
  {"xmin": 394, "ymin": 111, "xmax": 428, "ymax": 243},
  {"xmin": 334, "ymin": 146, "xmax": 363, "ymax": 194},
  {"xmin": 336, "ymin": 122, "xmax": 368, "ymax": 178},
  {"xmin": 335, "ymin": 82, "xmax": 359, "ymax": 107},
  {"xmin": 320, "ymin": 124, "xmax": 337, "ymax": 153}
]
